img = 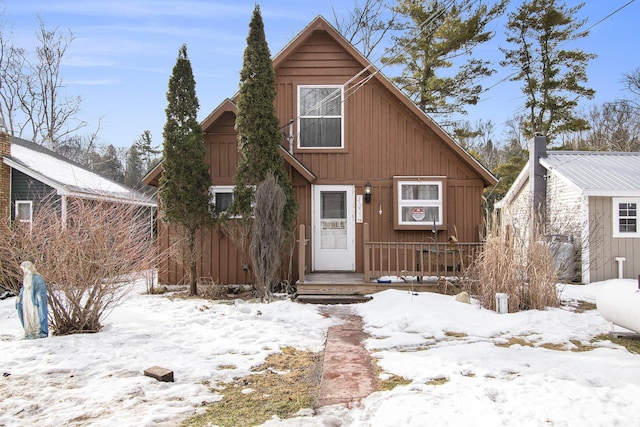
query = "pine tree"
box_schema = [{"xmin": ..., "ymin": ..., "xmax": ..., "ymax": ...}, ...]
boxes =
[
  {"xmin": 92, "ymin": 144, "xmax": 124, "ymax": 183},
  {"xmin": 501, "ymin": 0, "xmax": 595, "ymax": 139},
  {"xmin": 124, "ymin": 144, "xmax": 144, "ymax": 188},
  {"xmin": 134, "ymin": 130, "xmax": 161, "ymax": 173},
  {"xmin": 159, "ymin": 44, "xmax": 211, "ymax": 296},
  {"xmin": 383, "ymin": 0, "xmax": 507, "ymax": 115},
  {"xmin": 231, "ymin": 5, "xmax": 297, "ymax": 229}
]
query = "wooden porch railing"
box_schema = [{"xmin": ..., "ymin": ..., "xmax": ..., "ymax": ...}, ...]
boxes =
[
  {"xmin": 363, "ymin": 223, "xmax": 483, "ymax": 282},
  {"xmin": 297, "ymin": 224, "xmax": 309, "ymax": 283},
  {"xmin": 296, "ymin": 223, "xmax": 483, "ymax": 284}
]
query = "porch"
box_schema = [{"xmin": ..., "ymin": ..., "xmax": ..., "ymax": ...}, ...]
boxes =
[{"xmin": 295, "ymin": 223, "xmax": 483, "ymax": 299}]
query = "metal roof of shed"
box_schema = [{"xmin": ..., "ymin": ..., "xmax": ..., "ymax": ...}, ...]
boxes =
[{"xmin": 540, "ymin": 151, "xmax": 640, "ymax": 196}]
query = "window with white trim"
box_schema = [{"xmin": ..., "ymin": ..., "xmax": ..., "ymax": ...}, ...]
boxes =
[
  {"xmin": 208, "ymin": 186, "xmax": 234, "ymax": 214},
  {"xmin": 298, "ymin": 85, "xmax": 343, "ymax": 148},
  {"xmin": 613, "ymin": 197, "xmax": 640, "ymax": 238},
  {"xmin": 395, "ymin": 179, "xmax": 443, "ymax": 229},
  {"xmin": 15, "ymin": 200, "xmax": 33, "ymax": 228}
]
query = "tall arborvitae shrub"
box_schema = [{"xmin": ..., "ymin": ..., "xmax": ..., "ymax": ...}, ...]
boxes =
[
  {"xmin": 226, "ymin": 6, "xmax": 298, "ymax": 294},
  {"xmin": 230, "ymin": 5, "xmax": 297, "ymax": 228},
  {"xmin": 159, "ymin": 44, "xmax": 211, "ymax": 296}
]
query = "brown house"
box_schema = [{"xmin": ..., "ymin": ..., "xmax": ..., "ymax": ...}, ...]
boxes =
[{"xmin": 145, "ymin": 16, "xmax": 496, "ymax": 291}]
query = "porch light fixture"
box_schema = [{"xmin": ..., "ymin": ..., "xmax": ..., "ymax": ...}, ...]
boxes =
[{"xmin": 364, "ymin": 182, "xmax": 372, "ymax": 203}]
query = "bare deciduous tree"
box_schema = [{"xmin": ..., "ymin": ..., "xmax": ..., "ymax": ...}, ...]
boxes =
[
  {"xmin": 0, "ymin": 18, "xmax": 85, "ymax": 148},
  {"xmin": 250, "ymin": 174, "xmax": 286, "ymax": 303},
  {"xmin": 622, "ymin": 67, "xmax": 640, "ymax": 112},
  {"xmin": 332, "ymin": 0, "xmax": 399, "ymax": 59},
  {"xmin": 0, "ymin": 198, "xmax": 157, "ymax": 335}
]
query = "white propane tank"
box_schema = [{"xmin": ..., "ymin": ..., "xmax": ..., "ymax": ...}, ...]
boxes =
[{"xmin": 596, "ymin": 280, "xmax": 640, "ymax": 333}]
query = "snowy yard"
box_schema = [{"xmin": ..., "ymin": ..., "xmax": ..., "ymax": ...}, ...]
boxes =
[{"xmin": 1, "ymin": 279, "xmax": 640, "ymax": 426}]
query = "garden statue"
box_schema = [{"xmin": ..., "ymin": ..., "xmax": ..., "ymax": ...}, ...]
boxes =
[{"xmin": 15, "ymin": 261, "xmax": 49, "ymax": 339}]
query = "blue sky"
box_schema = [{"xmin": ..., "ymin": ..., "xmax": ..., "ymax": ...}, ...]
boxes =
[{"xmin": 2, "ymin": 0, "xmax": 638, "ymax": 149}]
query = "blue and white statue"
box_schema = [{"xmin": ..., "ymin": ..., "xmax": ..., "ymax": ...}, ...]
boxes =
[{"xmin": 15, "ymin": 261, "xmax": 49, "ymax": 339}]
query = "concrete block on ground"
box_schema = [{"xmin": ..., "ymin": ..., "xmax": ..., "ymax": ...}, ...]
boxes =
[{"xmin": 144, "ymin": 366, "xmax": 174, "ymax": 382}]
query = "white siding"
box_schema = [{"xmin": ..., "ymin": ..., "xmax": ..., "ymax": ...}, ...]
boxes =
[
  {"xmin": 500, "ymin": 175, "xmax": 532, "ymax": 244},
  {"xmin": 546, "ymin": 171, "xmax": 583, "ymax": 238}
]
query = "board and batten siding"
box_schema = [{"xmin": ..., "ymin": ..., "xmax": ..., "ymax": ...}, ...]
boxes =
[
  {"xmin": 589, "ymin": 196, "xmax": 640, "ymax": 282},
  {"xmin": 276, "ymin": 31, "xmax": 486, "ymax": 244},
  {"xmin": 156, "ymin": 110, "xmax": 254, "ymax": 286},
  {"xmin": 155, "ymin": 22, "xmax": 491, "ymax": 285}
]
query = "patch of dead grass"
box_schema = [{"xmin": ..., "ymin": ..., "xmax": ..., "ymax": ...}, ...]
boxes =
[
  {"xmin": 496, "ymin": 335, "xmax": 614, "ymax": 353},
  {"xmin": 444, "ymin": 331, "xmax": 468, "ymax": 338},
  {"xmin": 608, "ymin": 335, "xmax": 640, "ymax": 355},
  {"xmin": 378, "ymin": 373, "xmax": 412, "ymax": 391},
  {"xmin": 563, "ymin": 300, "xmax": 597, "ymax": 313},
  {"xmin": 426, "ymin": 376, "xmax": 449, "ymax": 386},
  {"xmin": 182, "ymin": 347, "xmax": 322, "ymax": 427}
]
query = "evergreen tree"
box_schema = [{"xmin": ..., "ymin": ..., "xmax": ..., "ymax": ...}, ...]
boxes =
[
  {"xmin": 124, "ymin": 144, "xmax": 144, "ymax": 188},
  {"xmin": 124, "ymin": 130, "xmax": 160, "ymax": 188},
  {"xmin": 382, "ymin": 0, "xmax": 507, "ymax": 115},
  {"xmin": 158, "ymin": 44, "xmax": 211, "ymax": 296},
  {"xmin": 501, "ymin": 0, "xmax": 595, "ymax": 140},
  {"xmin": 92, "ymin": 144, "xmax": 124, "ymax": 183},
  {"xmin": 134, "ymin": 130, "xmax": 161, "ymax": 173},
  {"xmin": 231, "ymin": 5, "xmax": 297, "ymax": 229}
]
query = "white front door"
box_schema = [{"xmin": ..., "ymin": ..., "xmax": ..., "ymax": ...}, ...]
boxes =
[{"xmin": 312, "ymin": 185, "xmax": 355, "ymax": 271}]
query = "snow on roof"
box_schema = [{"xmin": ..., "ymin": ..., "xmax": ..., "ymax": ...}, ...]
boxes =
[
  {"xmin": 541, "ymin": 151, "xmax": 640, "ymax": 196},
  {"xmin": 6, "ymin": 137, "xmax": 155, "ymax": 206}
]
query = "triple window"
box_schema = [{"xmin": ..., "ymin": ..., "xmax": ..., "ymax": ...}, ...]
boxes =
[{"xmin": 298, "ymin": 85, "xmax": 343, "ymax": 149}]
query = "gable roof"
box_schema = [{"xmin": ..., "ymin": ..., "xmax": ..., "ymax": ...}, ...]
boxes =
[
  {"xmin": 497, "ymin": 151, "xmax": 640, "ymax": 208},
  {"xmin": 540, "ymin": 151, "xmax": 640, "ymax": 196},
  {"xmin": 271, "ymin": 16, "xmax": 496, "ymax": 187},
  {"xmin": 4, "ymin": 136, "xmax": 156, "ymax": 207},
  {"xmin": 148, "ymin": 15, "xmax": 497, "ymax": 188},
  {"xmin": 144, "ymin": 98, "xmax": 317, "ymax": 187}
]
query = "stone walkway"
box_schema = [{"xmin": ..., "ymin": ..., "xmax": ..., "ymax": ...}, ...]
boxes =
[{"xmin": 317, "ymin": 307, "xmax": 377, "ymax": 407}]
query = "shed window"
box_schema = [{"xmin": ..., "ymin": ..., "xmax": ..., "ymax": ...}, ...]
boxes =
[
  {"xmin": 394, "ymin": 178, "xmax": 444, "ymax": 229},
  {"xmin": 298, "ymin": 85, "xmax": 343, "ymax": 148},
  {"xmin": 613, "ymin": 198, "xmax": 640, "ymax": 238}
]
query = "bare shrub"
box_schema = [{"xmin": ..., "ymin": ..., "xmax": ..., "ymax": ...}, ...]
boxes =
[
  {"xmin": 250, "ymin": 174, "xmax": 286, "ymax": 303},
  {"xmin": 0, "ymin": 197, "xmax": 157, "ymax": 334},
  {"xmin": 464, "ymin": 216, "xmax": 559, "ymax": 312}
]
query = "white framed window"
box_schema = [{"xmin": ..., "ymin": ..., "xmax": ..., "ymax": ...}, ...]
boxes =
[
  {"xmin": 15, "ymin": 200, "xmax": 33, "ymax": 228},
  {"xmin": 298, "ymin": 85, "xmax": 343, "ymax": 149},
  {"xmin": 613, "ymin": 197, "xmax": 640, "ymax": 238},
  {"xmin": 394, "ymin": 178, "xmax": 444, "ymax": 229},
  {"xmin": 208, "ymin": 186, "xmax": 234, "ymax": 214}
]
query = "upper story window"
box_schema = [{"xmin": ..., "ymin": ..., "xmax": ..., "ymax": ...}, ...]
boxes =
[
  {"xmin": 298, "ymin": 85, "xmax": 343, "ymax": 149},
  {"xmin": 393, "ymin": 177, "xmax": 444, "ymax": 230},
  {"xmin": 613, "ymin": 197, "xmax": 640, "ymax": 238}
]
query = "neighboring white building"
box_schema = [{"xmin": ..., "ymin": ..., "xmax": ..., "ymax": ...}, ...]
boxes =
[{"xmin": 496, "ymin": 135, "xmax": 640, "ymax": 283}]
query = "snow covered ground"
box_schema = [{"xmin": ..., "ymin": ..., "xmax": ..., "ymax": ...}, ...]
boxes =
[{"xmin": 1, "ymin": 279, "xmax": 639, "ymax": 426}]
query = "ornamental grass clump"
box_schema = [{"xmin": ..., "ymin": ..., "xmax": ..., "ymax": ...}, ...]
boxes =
[{"xmin": 465, "ymin": 220, "xmax": 559, "ymax": 312}]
